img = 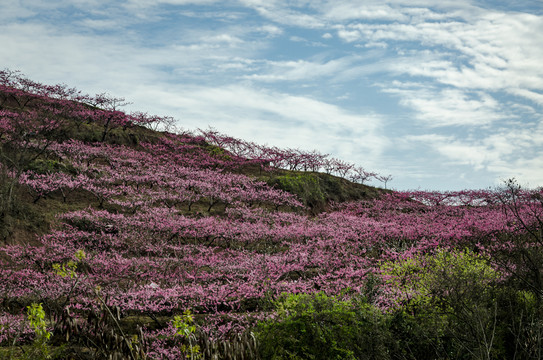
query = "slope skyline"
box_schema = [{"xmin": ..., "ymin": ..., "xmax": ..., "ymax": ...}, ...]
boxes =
[{"xmin": 1, "ymin": 0, "xmax": 542, "ymax": 190}]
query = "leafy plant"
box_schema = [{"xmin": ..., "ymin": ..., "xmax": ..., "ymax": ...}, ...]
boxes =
[
  {"xmin": 256, "ymin": 292, "xmax": 392, "ymax": 360},
  {"xmin": 171, "ymin": 310, "xmax": 200, "ymax": 359},
  {"xmin": 381, "ymin": 249, "xmax": 505, "ymax": 359},
  {"xmin": 24, "ymin": 303, "xmax": 52, "ymax": 360}
]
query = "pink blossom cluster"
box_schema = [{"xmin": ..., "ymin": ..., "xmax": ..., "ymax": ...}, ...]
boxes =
[
  {"xmin": 18, "ymin": 139, "xmax": 303, "ymax": 210},
  {"xmin": 0, "ymin": 313, "xmax": 33, "ymax": 345}
]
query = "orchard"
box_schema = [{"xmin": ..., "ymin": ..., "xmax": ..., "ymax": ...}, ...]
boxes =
[{"xmin": 0, "ymin": 70, "xmax": 542, "ymax": 359}]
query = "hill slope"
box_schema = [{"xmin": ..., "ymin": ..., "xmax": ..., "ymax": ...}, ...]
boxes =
[{"xmin": 1, "ymin": 71, "xmax": 542, "ymax": 360}]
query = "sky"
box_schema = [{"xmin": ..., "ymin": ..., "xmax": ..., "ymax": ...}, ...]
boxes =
[{"xmin": 1, "ymin": 0, "xmax": 542, "ymax": 190}]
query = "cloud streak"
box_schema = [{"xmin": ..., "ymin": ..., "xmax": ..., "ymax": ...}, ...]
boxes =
[
  {"xmin": 383, "ymin": 84, "xmax": 506, "ymax": 127},
  {"xmin": 141, "ymin": 84, "xmax": 387, "ymax": 158}
]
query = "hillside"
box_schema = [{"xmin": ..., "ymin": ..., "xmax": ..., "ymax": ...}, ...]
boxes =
[{"xmin": 1, "ymin": 71, "xmax": 543, "ymax": 360}]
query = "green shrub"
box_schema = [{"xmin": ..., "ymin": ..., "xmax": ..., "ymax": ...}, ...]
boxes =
[
  {"xmin": 208, "ymin": 146, "xmax": 232, "ymax": 161},
  {"xmin": 381, "ymin": 249, "xmax": 500, "ymax": 309},
  {"xmin": 381, "ymin": 249, "xmax": 506, "ymax": 359},
  {"xmin": 171, "ymin": 309, "xmax": 200, "ymax": 359},
  {"xmin": 255, "ymin": 292, "xmax": 392, "ymax": 360},
  {"xmin": 24, "ymin": 303, "xmax": 52, "ymax": 360},
  {"xmin": 272, "ymin": 174, "xmax": 325, "ymax": 210}
]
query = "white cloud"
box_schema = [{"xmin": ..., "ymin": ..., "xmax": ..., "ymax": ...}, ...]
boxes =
[
  {"xmin": 336, "ymin": 29, "xmax": 361, "ymax": 42},
  {"xmin": 79, "ymin": 18, "xmax": 122, "ymax": 30},
  {"xmin": 289, "ymin": 36, "xmax": 305, "ymax": 42},
  {"xmin": 0, "ymin": 1, "xmax": 37, "ymax": 20},
  {"xmin": 507, "ymin": 88, "xmax": 543, "ymax": 106},
  {"xmin": 159, "ymin": 84, "xmax": 380, "ymax": 133},
  {"xmin": 407, "ymin": 121, "xmax": 543, "ymax": 184},
  {"xmin": 491, "ymin": 157, "xmax": 543, "ymax": 188},
  {"xmin": 383, "ymin": 84, "xmax": 505, "ymax": 127},
  {"xmin": 237, "ymin": 0, "xmax": 326, "ymax": 28},
  {"xmin": 201, "ymin": 33, "xmax": 244, "ymax": 45},
  {"xmin": 125, "ymin": 0, "xmax": 221, "ymax": 8},
  {"xmin": 135, "ymin": 84, "xmax": 387, "ymax": 164},
  {"xmin": 257, "ymin": 24, "xmax": 283, "ymax": 36},
  {"xmin": 243, "ymin": 57, "xmax": 357, "ymax": 82},
  {"xmin": 405, "ymin": 134, "xmax": 502, "ymax": 170},
  {"xmin": 0, "ymin": 20, "xmax": 255, "ymax": 95},
  {"xmin": 324, "ymin": 3, "xmax": 410, "ymax": 22},
  {"xmin": 0, "ymin": 15, "xmax": 388, "ymax": 166},
  {"xmin": 339, "ymin": 11, "xmax": 543, "ymax": 98}
]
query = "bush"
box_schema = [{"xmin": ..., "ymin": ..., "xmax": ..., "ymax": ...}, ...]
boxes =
[
  {"xmin": 272, "ymin": 174, "xmax": 325, "ymax": 211},
  {"xmin": 382, "ymin": 249, "xmax": 506, "ymax": 359},
  {"xmin": 255, "ymin": 292, "xmax": 393, "ymax": 360}
]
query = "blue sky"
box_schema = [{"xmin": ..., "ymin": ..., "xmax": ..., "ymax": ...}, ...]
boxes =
[{"xmin": 1, "ymin": 0, "xmax": 542, "ymax": 190}]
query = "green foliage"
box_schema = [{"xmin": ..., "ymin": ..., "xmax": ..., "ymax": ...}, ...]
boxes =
[
  {"xmin": 268, "ymin": 171, "xmax": 381, "ymax": 213},
  {"xmin": 25, "ymin": 303, "xmax": 52, "ymax": 360},
  {"xmin": 256, "ymin": 292, "xmax": 393, "ymax": 360},
  {"xmin": 52, "ymin": 249, "xmax": 86, "ymax": 279},
  {"xmin": 381, "ymin": 249, "xmax": 500, "ymax": 308},
  {"xmin": 74, "ymin": 249, "xmax": 86, "ymax": 262},
  {"xmin": 381, "ymin": 249, "xmax": 507, "ymax": 359},
  {"xmin": 208, "ymin": 146, "xmax": 232, "ymax": 161},
  {"xmin": 52, "ymin": 261, "xmax": 77, "ymax": 279},
  {"xmin": 273, "ymin": 173, "xmax": 325, "ymax": 210},
  {"xmin": 171, "ymin": 309, "xmax": 200, "ymax": 359},
  {"xmin": 172, "ymin": 310, "xmax": 196, "ymax": 337}
]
